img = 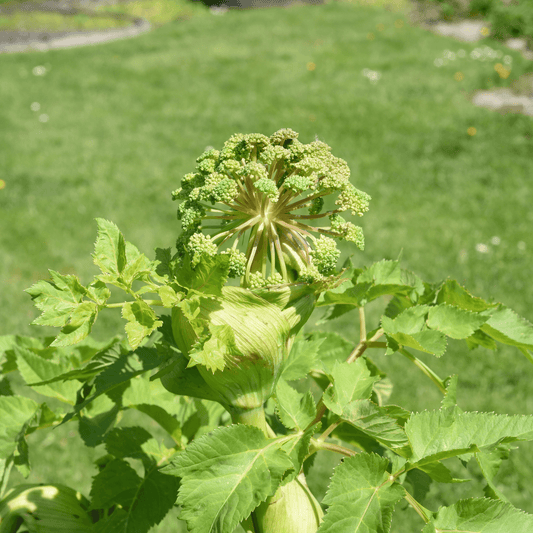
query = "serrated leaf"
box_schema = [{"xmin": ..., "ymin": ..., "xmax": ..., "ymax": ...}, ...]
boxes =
[
  {"xmin": 323, "ymin": 360, "xmax": 378, "ymax": 416},
  {"xmin": 158, "ymin": 285, "xmax": 181, "ymax": 308},
  {"xmin": 437, "ymin": 279, "xmax": 493, "ymax": 312},
  {"xmin": 318, "ymin": 453, "xmax": 404, "ymax": 533},
  {"xmin": 406, "ymin": 410, "xmax": 533, "ymax": 465},
  {"xmin": 175, "ymin": 253, "xmax": 230, "ymax": 297},
  {"xmin": 93, "ymin": 218, "xmax": 128, "ymax": 276},
  {"xmin": 476, "ymin": 444, "xmax": 511, "ymax": 502},
  {"xmin": 275, "ymin": 379, "xmax": 316, "ymax": 431},
  {"xmin": 122, "ymin": 300, "xmax": 163, "ymax": 350},
  {"xmin": 154, "ymin": 247, "xmax": 174, "ymax": 280},
  {"xmin": 427, "ymin": 305, "xmax": 489, "ymax": 339},
  {"xmin": 90, "ymin": 457, "xmax": 179, "ymax": 533},
  {"xmin": 14, "ymin": 346, "xmax": 79, "ymax": 405},
  {"xmin": 188, "ymin": 324, "xmax": 238, "ymax": 373},
  {"xmin": 308, "ymin": 331, "xmax": 354, "ymax": 375},
  {"xmin": 0, "ymin": 396, "xmax": 40, "ymax": 459},
  {"xmin": 26, "ymin": 270, "xmax": 87, "ymax": 328},
  {"xmin": 422, "ymin": 498, "xmax": 533, "ymax": 533},
  {"xmin": 282, "ymin": 335, "xmax": 324, "ymax": 381},
  {"xmin": 162, "ymin": 425, "xmax": 293, "ymax": 533},
  {"xmin": 87, "ymin": 280, "xmax": 111, "ymax": 306},
  {"xmin": 61, "ymin": 346, "xmax": 166, "ymax": 426},
  {"xmin": 280, "ymin": 426, "xmax": 318, "ymax": 484},
  {"xmin": 340, "ymin": 400, "xmax": 409, "ymax": 451},
  {"xmin": 382, "ymin": 307, "xmax": 447, "ymax": 356},
  {"xmin": 465, "ymin": 330, "xmax": 498, "ymax": 351},
  {"xmin": 51, "ymin": 301, "xmax": 98, "ymax": 347},
  {"xmin": 481, "ymin": 305, "xmax": 533, "ymax": 350}
]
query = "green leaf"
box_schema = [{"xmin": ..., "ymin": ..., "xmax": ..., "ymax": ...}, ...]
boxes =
[
  {"xmin": 14, "ymin": 346, "xmax": 79, "ymax": 405},
  {"xmin": 90, "ymin": 458, "xmax": 179, "ymax": 533},
  {"xmin": 308, "ymin": 331, "xmax": 353, "ymax": 375},
  {"xmin": 275, "ymin": 379, "xmax": 316, "ymax": 431},
  {"xmin": 318, "ymin": 453, "xmax": 404, "ymax": 533},
  {"xmin": 481, "ymin": 305, "xmax": 533, "ymax": 350},
  {"xmin": 61, "ymin": 346, "xmax": 166, "ymax": 426},
  {"xmin": 282, "ymin": 335, "xmax": 324, "ymax": 381},
  {"xmin": 406, "ymin": 410, "xmax": 533, "ymax": 465},
  {"xmin": 175, "ymin": 253, "xmax": 230, "ymax": 297},
  {"xmin": 476, "ymin": 444, "xmax": 511, "ymax": 501},
  {"xmin": 104, "ymin": 426, "xmax": 165, "ymax": 466},
  {"xmin": 0, "ymin": 396, "xmax": 40, "ymax": 459},
  {"xmin": 162, "ymin": 425, "xmax": 293, "ymax": 533},
  {"xmin": 188, "ymin": 324, "xmax": 239, "ymax": 373},
  {"xmin": 26, "ymin": 270, "xmax": 87, "ymax": 328},
  {"xmin": 422, "ymin": 498, "xmax": 533, "ymax": 533},
  {"xmin": 93, "ymin": 218, "xmax": 128, "ymax": 276},
  {"xmin": 382, "ymin": 306, "xmax": 447, "ymax": 357},
  {"xmin": 340, "ymin": 400, "xmax": 409, "ymax": 451},
  {"xmin": 323, "ymin": 360, "xmax": 378, "ymax": 416},
  {"xmin": 427, "ymin": 305, "xmax": 489, "ymax": 339},
  {"xmin": 51, "ymin": 301, "xmax": 98, "ymax": 347},
  {"xmin": 416, "ymin": 460, "xmax": 470, "ymax": 484},
  {"xmin": 437, "ymin": 279, "xmax": 493, "ymax": 312},
  {"xmin": 122, "ymin": 300, "xmax": 163, "ymax": 350},
  {"xmin": 280, "ymin": 426, "xmax": 319, "ymax": 484}
]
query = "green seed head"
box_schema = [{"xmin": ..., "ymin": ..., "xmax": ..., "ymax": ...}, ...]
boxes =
[{"xmin": 173, "ymin": 129, "xmax": 370, "ymax": 287}]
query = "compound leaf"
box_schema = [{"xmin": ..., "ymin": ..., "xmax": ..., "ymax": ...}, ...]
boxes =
[
  {"xmin": 0, "ymin": 396, "xmax": 40, "ymax": 460},
  {"xmin": 323, "ymin": 360, "xmax": 379, "ymax": 416},
  {"xmin": 51, "ymin": 301, "xmax": 98, "ymax": 347},
  {"xmin": 162, "ymin": 425, "xmax": 293, "ymax": 533},
  {"xmin": 275, "ymin": 379, "xmax": 316, "ymax": 431},
  {"xmin": 427, "ymin": 305, "xmax": 489, "ymax": 340},
  {"xmin": 122, "ymin": 301, "xmax": 162, "ymax": 350},
  {"xmin": 340, "ymin": 400, "xmax": 409, "ymax": 452},
  {"xmin": 406, "ymin": 411, "xmax": 533, "ymax": 465},
  {"xmin": 481, "ymin": 305, "xmax": 533, "ymax": 350},
  {"xmin": 318, "ymin": 453, "xmax": 404, "ymax": 533},
  {"xmin": 93, "ymin": 218, "xmax": 128, "ymax": 277},
  {"xmin": 26, "ymin": 270, "xmax": 87, "ymax": 328},
  {"xmin": 422, "ymin": 498, "xmax": 533, "ymax": 533}
]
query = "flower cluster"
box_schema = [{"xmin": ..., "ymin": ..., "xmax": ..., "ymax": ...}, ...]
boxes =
[{"xmin": 172, "ymin": 129, "xmax": 370, "ymax": 287}]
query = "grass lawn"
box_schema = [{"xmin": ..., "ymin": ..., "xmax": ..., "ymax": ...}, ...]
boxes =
[{"xmin": 1, "ymin": 1, "xmax": 532, "ymax": 531}]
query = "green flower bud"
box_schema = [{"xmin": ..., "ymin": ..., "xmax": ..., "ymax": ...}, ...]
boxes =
[
  {"xmin": 166, "ymin": 285, "xmax": 317, "ymax": 412},
  {"xmin": 253, "ymin": 475, "xmax": 323, "ymax": 533},
  {"xmin": 0, "ymin": 484, "xmax": 93, "ymax": 533}
]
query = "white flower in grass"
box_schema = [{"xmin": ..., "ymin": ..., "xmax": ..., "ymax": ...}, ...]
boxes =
[
  {"xmin": 32, "ymin": 66, "xmax": 46, "ymax": 76},
  {"xmin": 491, "ymin": 236, "xmax": 501, "ymax": 245},
  {"xmin": 30, "ymin": 102, "xmax": 40, "ymax": 112},
  {"xmin": 517, "ymin": 241, "xmax": 526, "ymax": 251},
  {"xmin": 38, "ymin": 114, "xmax": 49, "ymax": 123},
  {"xmin": 475, "ymin": 243, "xmax": 488, "ymax": 254}
]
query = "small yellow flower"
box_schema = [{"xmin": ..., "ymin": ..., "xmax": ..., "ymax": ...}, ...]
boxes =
[
  {"xmin": 0, "ymin": 179, "xmax": 5, "ymax": 190},
  {"xmin": 394, "ymin": 19, "xmax": 404, "ymax": 28},
  {"xmin": 467, "ymin": 127, "xmax": 477, "ymax": 136},
  {"xmin": 367, "ymin": 32, "xmax": 375, "ymax": 41},
  {"xmin": 309, "ymin": 114, "xmax": 316, "ymax": 122},
  {"xmin": 494, "ymin": 63, "xmax": 510, "ymax": 79},
  {"xmin": 480, "ymin": 26, "xmax": 490, "ymax": 36},
  {"xmin": 307, "ymin": 62, "xmax": 316, "ymax": 71},
  {"xmin": 454, "ymin": 71, "xmax": 464, "ymax": 82},
  {"xmin": 376, "ymin": 23, "xmax": 385, "ymax": 32}
]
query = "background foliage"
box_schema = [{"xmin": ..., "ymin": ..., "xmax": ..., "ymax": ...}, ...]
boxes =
[{"xmin": 1, "ymin": 1, "xmax": 532, "ymax": 531}]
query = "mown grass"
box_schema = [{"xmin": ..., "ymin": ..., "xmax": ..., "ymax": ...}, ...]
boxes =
[
  {"xmin": 0, "ymin": 0, "xmax": 207, "ymax": 32},
  {"xmin": 1, "ymin": 2, "xmax": 532, "ymax": 531}
]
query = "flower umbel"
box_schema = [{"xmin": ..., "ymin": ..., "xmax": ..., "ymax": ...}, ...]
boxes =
[{"xmin": 173, "ymin": 129, "xmax": 370, "ymax": 286}]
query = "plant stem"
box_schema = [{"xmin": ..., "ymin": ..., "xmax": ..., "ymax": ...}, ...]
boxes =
[
  {"xmin": 359, "ymin": 307, "xmax": 366, "ymax": 343},
  {"xmin": 106, "ymin": 299, "xmax": 164, "ymax": 308},
  {"xmin": 230, "ymin": 406, "xmax": 269, "ymax": 436},
  {"xmin": 312, "ymin": 439, "xmax": 357, "ymax": 457},
  {"xmin": 404, "ymin": 490, "xmax": 431, "ymax": 524},
  {"xmin": 399, "ymin": 348, "xmax": 446, "ymax": 394},
  {"xmin": 347, "ymin": 328, "xmax": 384, "ymax": 363},
  {"xmin": 520, "ymin": 347, "xmax": 533, "ymax": 366}
]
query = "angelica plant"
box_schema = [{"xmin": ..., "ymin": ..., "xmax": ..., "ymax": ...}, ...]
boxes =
[{"xmin": 1, "ymin": 130, "xmax": 533, "ymax": 533}]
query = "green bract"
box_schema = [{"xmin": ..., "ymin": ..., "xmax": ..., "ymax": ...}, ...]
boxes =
[{"xmin": 172, "ymin": 129, "xmax": 370, "ymax": 287}]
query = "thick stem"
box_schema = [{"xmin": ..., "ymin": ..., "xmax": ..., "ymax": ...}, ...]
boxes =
[{"xmin": 230, "ymin": 406, "xmax": 269, "ymax": 436}]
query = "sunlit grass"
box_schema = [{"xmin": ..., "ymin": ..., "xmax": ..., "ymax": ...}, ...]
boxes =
[{"xmin": 0, "ymin": 11, "xmax": 129, "ymax": 31}]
